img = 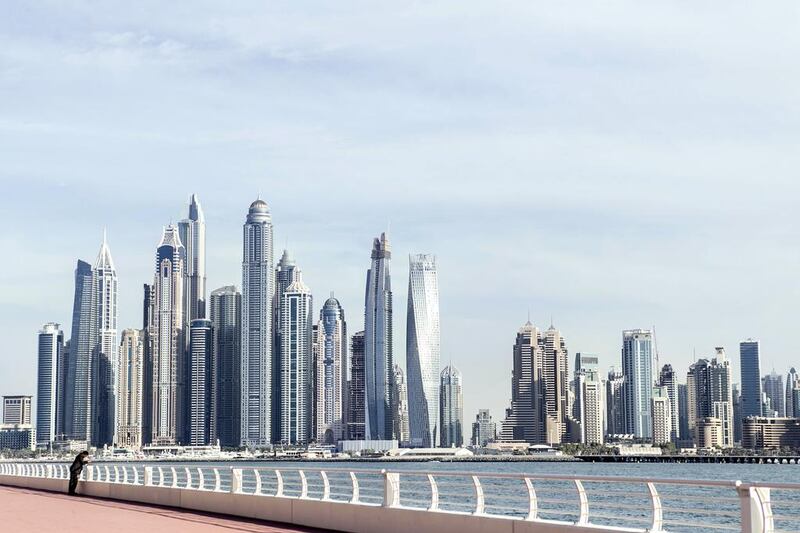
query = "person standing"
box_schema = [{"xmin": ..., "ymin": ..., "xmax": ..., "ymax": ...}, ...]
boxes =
[{"xmin": 68, "ymin": 451, "xmax": 89, "ymax": 495}]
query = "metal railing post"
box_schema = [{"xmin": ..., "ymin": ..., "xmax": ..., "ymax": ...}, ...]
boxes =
[
  {"xmin": 524, "ymin": 478, "xmax": 538, "ymax": 521},
  {"xmin": 144, "ymin": 466, "xmax": 153, "ymax": 486},
  {"xmin": 428, "ymin": 474, "xmax": 439, "ymax": 511},
  {"xmin": 472, "ymin": 475, "xmax": 485, "ymax": 515},
  {"xmin": 647, "ymin": 482, "xmax": 663, "ymax": 532},
  {"xmin": 383, "ymin": 470, "xmax": 400, "ymax": 508},
  {"xmin": 320, "ymin": 471, "xmax": 330, "ymax": 501},
  {"xmin": 299, "ymin": 470, "xmax": 308, "ymax": 499},
  {"xmin": 574, "ymin": 480, "xmax": 589, "ymax": 525},
  {"xmin": 738, "ymin": 482, "xmax": 774, "ymax": 533}
]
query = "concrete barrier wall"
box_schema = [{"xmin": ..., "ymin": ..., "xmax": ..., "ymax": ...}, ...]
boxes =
[{"xmin": 0, "ymin": 474, "xmax": 638, "ymax": 533}]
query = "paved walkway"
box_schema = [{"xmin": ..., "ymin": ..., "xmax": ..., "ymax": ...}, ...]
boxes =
[{"xmin": 0, "ymin": 486, "xmax": 337, "ymax": 533}]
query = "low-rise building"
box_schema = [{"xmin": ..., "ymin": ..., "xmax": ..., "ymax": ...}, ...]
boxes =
[
  {"xmin": 0, "ymin": 424, "xmax": 36, "ymax": 451},
  {"xmin": 742, "ymin": 417, "xmax": 800, "ymax": 449},
  {"xmin": 697, "ymin": 417, "xmax": 724, "ymax": 449}
]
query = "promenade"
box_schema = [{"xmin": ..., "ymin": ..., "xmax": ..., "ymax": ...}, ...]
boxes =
[{"xmin": 0, "ymin": 486, "xmax": 334, "ymax": 533}]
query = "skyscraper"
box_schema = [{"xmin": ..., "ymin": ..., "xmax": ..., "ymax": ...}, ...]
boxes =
[
  {"xmin": 141, "ymin": 283, "xmax": 154, "ymax": 445},
  {"xmin": 178, "ymin": 194, "xmax": 207, "ymax": 322},
  {"xmin": 501, "ymin": 321, "xmax": 569, "ymax": 445},
  {"xmin": 658, "ymin": 364, "xmax": 680, "ymax": 443},
  {"xmin": 273, "ymin": 249, "xmax": 297, "ymax": 441},
  {"xmin": 439, "ymin": 365, "xmax": 464, "ymax": 447},
  {"xmin": 348, "ymin": 331, "xmax": 366, "ymax": 440},
  {"xmin": 471, "ymin": 409, "xmax": 496, "ymax": 447},
  {"xmin": 315, "ymin": 296, "xmax": 348, "ymax": 445},
  {"xmin": 574, "ymin": 353, "xmax": 603, "ymax": 445},
  {"xmin": 36, "ymin": 323, "xmax": 63, "ymax": 448},
  {"xmin": 3, "ymin": 396, "xmax": 32, "ymax": 425},
  {"xmin": 762, "ymin": 371, "xmax": 785, "ymax": 418},
  {"xmin": 678, "ymin": 383, "xmax": 691, "ymax": 446},
  {"xmin": 621, "ymin": 329, "xmax": 654, "ymax": 439},
  {"xmin": 364, "ymin": 233, "xmax": 393, "ymax": 440},
  {"xmin": 605, "ymin": 367, "xmax": 625, "ymax": 437},
  {"xmin": 732, "ymin": 384, "xmax": 742, "ymax": 444},
  {"xmin": 241, "ymin": 199, "xmax": 274, "ymax": 447},
  {"xmin": 279, "ymin": 271, "xmax": 313, "ymax": 445},
  {"xmin": 406, "ymin": 254, "xmax": 440, "ymax": 448},
  {"xmin": 65, "ymin": 259, "xmax": 93, "ymax": 443},
  {"xmin": 739, "ymin": 339, "xmax": 762, "ymax": 418},
  {"xmin": 392, "ymin": 364, "xmax": 410, "ymax": 445},
  {"xmin": 115, "ymin": 329, "xmax": 144, "ymax": 449},
  {"xmin": 188, "ymin": 319, "xmax": 213, "ymax": 445},
  {"xmin": 209, "ymin": 286, "xmax": 241, "ymax": 448},
  {"xmin": 151, "ymin": 225, "xmax": 185, "ymax": 445},
  {"xmin": 787, "ymin": 368, "xmax": 800, "ymax": 418},
  {"xmin": 651, "ymin": 385, "xmax": 672, "ymax": 446},
  {"xmin": 91, "ymin": 233, "xmax": 118, "ymax": 447},
  {"xmin": 687, "ymin": 348, "xmax": 734, "ymax": 448}
]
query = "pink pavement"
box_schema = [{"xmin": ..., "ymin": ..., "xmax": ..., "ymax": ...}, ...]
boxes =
[{"xmin": 0, "ymin": 485, "xmax": 337, "ymax": 533}]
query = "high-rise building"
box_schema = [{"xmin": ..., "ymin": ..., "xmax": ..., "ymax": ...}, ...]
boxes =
[
  {"xmin": 241, "ymin": 199, "xmax": 274, "ymax": 447},
  {"xmin": 273, "ymin": 249, "xmax": 298, "ymax": 442},
  {"xmin": 787, "ymin": 368, "xmax": 800, "ymax": 418},
  {"xmin": 392, "ymin": 365, "xmax": 410, "ymax": 445},
  {"xmin": 209, "ymin": 286, "xmax": 241, "ymax": 448},
  {"xmin": 732, "ymin": 384, "xmax": 742, "ymax": 444},
  {"xmin": 651, "ymin": 385, "xmax": 672, "ymax": 446},
  {"xmin": 279, "ymin": 271, "xmax": 313, "ymax": 445},
  {"xmin": 115, "ymin": 329, "xmax": 144, "ymax": 449},
  {"xmin": 364, "ymin": 233, "xmax": 394, "ymax": 440},
  {"xmin": 739, "ymin": 340, "xmax": 762, "ymax": 418},
  {"xmin": 573, "ymin": 353, "xmax": 603, "ymax": 445},
  {"xmin": 65, "ymin": 259, "xmax": 93, "ymax": 443},
  {"xmin": 439, "ymin": 366, "xmax": 463, "ymax": 447},
  {"xmin": 678, "ymin": 383, "xmax": 691, "ymax": 446},
  {"xmin": 605, "ymin": 367, "xmax": 625, "ymax": 437},
  {"xmin": 314, "ymin": 296, "xmax": 348, "ymax": 445},
  {"xmin": 406, "ymin": 254, "xmax": 440, "ymax": 448},
  {"xmin": 471, "ymin": 409, "xmax": 496, "ymax": 447},
  {"xmin": 687, "ymin": 348, "xmax": 734, "ymax": 448},
  {"xmin": 621, "ymin": 329, "xmax": 654, "ymax": 440},
  {"xmin": 56, "ymin": 339, "xmax": 70, "ymax": 440},
  {"xmin": 178, "ymin": 194, "xmax": 207, "ymax": 322},
  {"xmin": 3, "ymin": 396, "xmax": 32, "ymax": 425},
  {"xmin": 188, "ymin": 319, "xmax": 213, "ymax": 445},
  {"xmin": 37, "ymin": 323, "xmax": 63, "ymax": 448},
  {"xmin": 91, "ymin": 232, "xmax": 118, "ymax": 448},
  {"xmin": 141, "ymin": 283, "xmax": 154, "ymax": 445},
  {"xmin": 762, "ymin": 371, "xmax": 785, "ymax": 418},
  {"xmin": 348, "ymin": 331, "xmax": 366, "ymax": 440},
  {"xmin": 150, "ymin": 225, "xmax": 185, "ymax": 445},
  {"xmin": 501, "ymin": 321, "xmax": 569, "ymax": 445},
  {"xmin": 658, "ymin": 364, "xmax": 680, "ymax": 443}
]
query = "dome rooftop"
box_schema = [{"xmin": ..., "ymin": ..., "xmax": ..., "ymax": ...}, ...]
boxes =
[{"xmin": 249, "ymin": 198, "xmax": 269, "ymax": 212}]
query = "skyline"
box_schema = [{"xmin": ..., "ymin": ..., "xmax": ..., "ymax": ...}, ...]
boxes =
[{"xmin": 2, "ymin": 2, "xmax": 799, "ymax": 428}]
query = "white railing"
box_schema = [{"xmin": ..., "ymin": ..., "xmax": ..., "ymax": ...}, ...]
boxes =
[{"xmin": 2, "ymin": 462, "xmax": 800, "ymax": 533}]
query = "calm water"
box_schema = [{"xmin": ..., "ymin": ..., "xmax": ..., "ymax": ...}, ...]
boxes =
[{"xmin": 82, "ymin": 460, "xmax": 800, "ymax": 532}]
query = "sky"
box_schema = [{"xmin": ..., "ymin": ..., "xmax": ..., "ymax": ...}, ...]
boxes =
[{"xmin": 1, "ymin": 2, "xmax": 800, "ymax": 427}]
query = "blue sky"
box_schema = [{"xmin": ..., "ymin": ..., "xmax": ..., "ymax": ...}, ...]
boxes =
[{"xmin": 2, "ymin": 2, "xmax": 800, "ymax": 424}]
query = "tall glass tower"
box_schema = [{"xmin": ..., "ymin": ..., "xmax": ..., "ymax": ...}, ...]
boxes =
[
  {"xmin": 178, "ymin": 194, "xmax": 207, "ymax": 322},
  {"xmin": 739, "ymin": 339, "xmax": 762, "ymax": 418},
  {"xmin": 621, "ymin": 329, "xmax": 653, "ymax": 440},
  {"xmin": 241, "ymin": 199, "xmax": 274, "ymax": 447},
  {"xmin": 315, "ymin": 296, "xmax": 348, "ymax": 444},
  {"xmin": 364, "ymin": 233, "xmax": 393, "ymax": 440},
  {"xmin": 406, "ymin": 254, "xmax": 440, "ymax": 447},
  {"xmin": 151, "ymin": 225, "xmax": 185, "ymax": 445},
  {"xmin": 439, "ymin": 365, "xmax": 463, "ymax": 447},
  {"xmin": 188, "ymin": 319, "xmax": 213, "ymax": 445},
  {"xmin": 210, "ymin": 286, "xmax": 241, "ymax": 448},
  {"xmin": 37, "ymin": 323, "xmax": 63, "ymax": 448},
  {"xmin": 91, "ymin": 232, "xmax": 118, "ymax": 447},
  {"xmin": 279, "ymin": 271, "xmax": 313, "ymax": 445},
  {"xmin": 66, "ymin": 260, "xmax": 93, "ymax": 442},
  {"xmin": 115, "ymin": 329, "xmax": 144, "ymax": 449}
]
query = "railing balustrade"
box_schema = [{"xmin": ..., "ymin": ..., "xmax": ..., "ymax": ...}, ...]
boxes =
[{"xmin": 2, "ymin": 462, "xmax": 800, "ymax": 533}]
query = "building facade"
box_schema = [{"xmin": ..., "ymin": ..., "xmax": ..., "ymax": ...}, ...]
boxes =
[
  {"xmin": 471, "ymin": 409, "xmax": 496, "ymax": 447},
  {"xmin": 348, "ymin": 331, "xmax": 366, "ymax": 440},
  {"xmin": 762, "ymin": 371, "xmax": 785, "ymax": 418},
  {"xmin": 91, "ymin": 233, "xmax": 118, "ymax": 448},
  {"xmin": 150, "ymin": 225, "xmax": 185, "ymax": 445},
  {"xmin": 621, "ymin": 329, "xmax": 654, "ymax": 440},
  {"xmin": 605, "ymin": 367, "xmax": 625, "ymax": 437},
  {"xmin": 279, "ymin": 272, "xmax": 313, "ymax": 445},
  {"xmin": 3, "ymin": 396, "xmax": 32, "ymax": 426},
  {"xmin": 315, "ymin": 296, "xmax": 348, "ymax": 445},
  {"xmin": 209, "ymin": 286, "xmax": 241, "ymax": 448},
  {"xmin": 573, "ymin": 353, "xmax": 603, "ymax": 445},
  {"xmin": 439, "ymin": 365, "xmax": 464, "ymax": 447},
  {"xmin": 406, "ymin": 254, "xmax": 440, "ymax": 448},
  {"xmin": 658, "ymin": 364, "xmax": 680, "ymax": 443},
  {"xmin": 241, "ymin": 199, "xmax": 274, "ymax": 447},
  {"xmin": 739, "ymin": 339, "xmax": 762, "ymax": 418},
  {"xmin": 115, "ymin": 329, "xmax": 144, "ymax": 449},
  {"xmin": 36, "ymin": 323, "xmax": 63, "ymax": 448},
  {"xmin": 188, "ymin": 319, "xmax": 213, "ymax": 445},
  {"xmin": 786, "ymin": 368, "xmax": 800, "ymax": 418},
  {"xmin": 686, "ymin": 348, "xmax": 734, "ymax": 448},
  {"xmin": 178, "ymin": 194, "xmax": 207, "ymax": 323},
  {"xmin": 364, "ymin": 233, "xmax": 394, "ymax": 440},
  {"xmin": 742, "ymin": 417, "xmax": 800, "ymax": 450},
  {"xmin": 65, "ymin": 259, "xmax": 93, "ymax": 444},
  {"xmin": 651, "ymin": 386, "xmax": 672, "ymax": 446},
  {"xmin": 392, "ymin": 365, "xmax": 410, "ymax": 445}
]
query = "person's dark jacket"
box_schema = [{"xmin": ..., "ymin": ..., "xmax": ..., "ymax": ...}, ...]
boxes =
[{"xmin": 70, "ymin": 455, "xmax": 87, "ymax": 476}]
